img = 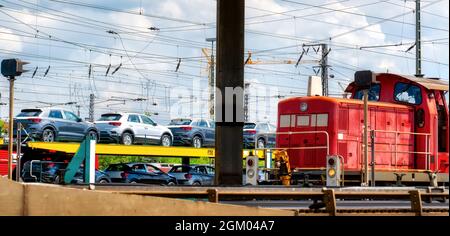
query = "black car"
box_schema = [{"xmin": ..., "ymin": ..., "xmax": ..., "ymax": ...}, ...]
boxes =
[
  {"xmin": 21, "ymin": 161, "xmax": 67, "ymax": 182},
  {"xmin": 21, "ymin": 161, "xmax": 111, "ymax": 184},
  {"xmin": 243, "ymin": 122, "xmax": 276, "ymax": 148},
  {"xmin": 167, "ymin": 118, "xmax": 215, "ymax": 148},
  {"xmin": 105, "ymin": 163, "xmax": 177, "ymax": 185}
]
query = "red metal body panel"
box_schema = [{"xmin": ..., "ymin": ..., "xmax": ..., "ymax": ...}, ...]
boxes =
[{"xmin": 0, "ymin": 149, "xmax": 16, "ymax": 176}]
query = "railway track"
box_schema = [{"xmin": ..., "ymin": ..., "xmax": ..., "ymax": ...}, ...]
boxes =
[{"xmin": 68, "ymin": 185, "xmax": 449, "ymax": 216}]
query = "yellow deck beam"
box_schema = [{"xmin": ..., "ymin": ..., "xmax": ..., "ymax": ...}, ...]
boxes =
[{"xmin": 27, "ymin": 142, "xmax": 266, "ymax": 159}]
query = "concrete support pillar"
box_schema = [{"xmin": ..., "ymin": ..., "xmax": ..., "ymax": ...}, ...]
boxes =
[{"xmin": 215, "ymin": 0, "xmax": 245, "ymax": 186}]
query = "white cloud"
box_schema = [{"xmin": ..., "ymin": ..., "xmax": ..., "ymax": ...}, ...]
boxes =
[{"xmin": 0, "ymin": 28, "xmax": 23, "ymax": 52}]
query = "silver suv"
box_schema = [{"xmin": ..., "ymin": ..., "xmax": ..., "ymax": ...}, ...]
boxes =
[{"xmin": 95, "ymin": 113, "xmax": 173, "ymax": 146}]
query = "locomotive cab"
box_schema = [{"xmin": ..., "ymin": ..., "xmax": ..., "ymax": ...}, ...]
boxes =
[
  {"xmin": 276, "ymin": 71, "xmax": 448, "ymax": 186},
  {"xmin": 346, "ymin": 72, "xmax": 449, "ymax": 175}
]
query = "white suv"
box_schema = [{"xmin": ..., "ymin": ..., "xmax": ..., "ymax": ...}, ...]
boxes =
[{"xmin": 95, "ymin": 113, "xmax": 173, "ymax": 146}]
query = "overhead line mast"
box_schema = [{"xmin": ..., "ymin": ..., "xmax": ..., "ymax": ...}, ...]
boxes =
[{"xmin": 415, "ymin": 0, "xmax": 423, "ymax": 77}]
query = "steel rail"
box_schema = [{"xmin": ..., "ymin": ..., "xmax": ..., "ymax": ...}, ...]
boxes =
[{"xmin": 71, "ymin": 185, "xmax": 448, "ymax": 216}]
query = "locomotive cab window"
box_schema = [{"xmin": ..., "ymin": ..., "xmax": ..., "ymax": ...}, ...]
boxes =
[
  {"xmin": 394, "ymin": 83, "xmax": 422, "ymax": 105},
  {"xmin": 354, "ymin": 84, "xmax": 380, "ymax": 101},
  {"xmin": 279, "ymin": 115, "xmax": 291, "ymax": 128}
]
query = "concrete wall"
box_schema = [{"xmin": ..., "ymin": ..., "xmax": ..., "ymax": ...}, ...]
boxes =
[{"xmin": 0, "ymin": 178, "xmax": 295, "ymax": 216}]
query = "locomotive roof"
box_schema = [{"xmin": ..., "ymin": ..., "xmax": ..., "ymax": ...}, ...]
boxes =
[{"xmin": 345, "ymin": 73, "xmax": 449, "ymax": 92}]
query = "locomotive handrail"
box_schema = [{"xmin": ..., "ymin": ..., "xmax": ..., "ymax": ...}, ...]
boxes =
[
  {"xmin": 255, "ymin": 131, "xmax": 330, "ymax": 156},
  {"xmin": 369, "ymin": 130, "xmax": 433, "ymax": 172}
]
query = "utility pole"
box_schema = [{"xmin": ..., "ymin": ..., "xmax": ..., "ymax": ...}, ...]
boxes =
[
  {"xmin": 206, "ymin": 38, "xmax": 216, "ymax": 120},
  {"xmin": 7, "ymin": 76, "xmax": 14, "ymax": 179},
  {"xmin": 2, "ymin": 58, "xmax": 29, "ymax": 180},
  {"xmin": 305, "ymin": 43, "xmax": 330, "ymax": 96},
  {"xmin": 244, "ymin": 83, "xmax": 250, "ymax": 122},
  {"xmin": 321, "ymin": 44, "xmax": 329, "ymax": 96},
  {"xmin": 89, "ymin": 94, "xmax": 94, "ymax": 122},
  {"xmin": 415, "ymin": 0, "xmax": 423, "ymax": 77}
]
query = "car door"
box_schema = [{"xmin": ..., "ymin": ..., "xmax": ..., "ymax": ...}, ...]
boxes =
[
  {"xmin": 205, "ymin": 166, "xmax": 215, "ymax": 185},
  {"xmin": 105, "ymin": 164, "xmax": 128, "ymax": 182},
  {"xmin": 207, "ymin": 120, "xmax": 215, "ymax": 147},
  {"xmin": 127, "ymin": 115, "xmax": 145, "ymax": 143},
  {"xmin": 63, "ymin": 110, "xmax": 85, "ymax": 141},
  {"xmin": 144, "ymin": 164, "xmax": 165, "ymax": 184},
  {"xmin": 140, "ymin": 115, "xmax": 159, "ymax": 144},
  {"xmin": 197, "ymin": 166, "xmax": 211, "ymax": 184},
  {"xmin": 48, "ymin": 109, "xmax": 68, "ymax": 140},
  {"xmin": 130, "ymin": 164, "xmax": 148, "ymax": 183},
  {"xmin": 199, "ymin": 119, "xmax": 212, "ymax": 146}
]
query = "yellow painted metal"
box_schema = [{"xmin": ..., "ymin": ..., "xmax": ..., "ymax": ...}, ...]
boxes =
[{"xmin": 27, "ymin": 142, "xmax": 266, "ymax": 159}]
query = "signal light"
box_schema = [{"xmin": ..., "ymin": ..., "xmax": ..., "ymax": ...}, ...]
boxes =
[
  {"xmin": 326, "ymin": 155, "xmax": 341, "ymax": 187},
  {"xmin": 109, "ymin": 122, "xmax": 121, "ymax": 126},
  {"xmin": 1, "ymin": 59, "xmax": 29, "ymax": 77},
  {"xmin": 328, "ymin": 168, "xmax": 336, "ymax": 178},
  {"xmin": 247, "ymin": 169, "xmax": 255, "ymax": 178},
  {"xmin": 328, "ymin": 158, "xmax": 335, "ymax": 166},
  {"xmin": 247, "ymin": 158, "xmax": 254, "ymax": 167}
]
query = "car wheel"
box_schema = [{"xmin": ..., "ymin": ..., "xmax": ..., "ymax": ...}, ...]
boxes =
[
  {"xmin": 167, "ymin": 181, "xmax": 176, "ymax": 186},
  {"xmin": 130, "ymin": 180, "xmax": 137, "ymax": 184},
  {"xmin": 54, "ymin": 175, "xmax": 61, "ymax": 184},
  {"xmin": 192, "ymin": 181, "xmax": 201, "ymax": 186},
  {"xmin": 121, "ymin": 132, "xmax": 133, "ymax": 145},
  {"xmin": 42, "ymin": 129, "xmax": 56, "ymax": 142},
  {"xmin": 98, "ymin": 179, "xmax": 109, "ymax": 184},
  {"xmin": 257, "ymin": 138, "xmax": 265, "ymax": 149},
  {"xmin": 192, "ymin": 136, "xmax": 202, "ymax": 148},
  {"xmin": 161, "ymin": 134, "xmax": 172, "ymax": 147},
  {"xmin": 88, "ymin": 130, "xmax": 98, "ymax": 142}
]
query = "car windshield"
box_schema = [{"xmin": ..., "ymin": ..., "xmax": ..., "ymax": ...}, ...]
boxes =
[
  {"xmin": 147, "ymin": 165, "xmax": 163, "ymax": 174},
  {"xmin": 243, "ymin": 123, "xmax": 256, "ymax": 129},
  {"xmin": 98, "ymin": 114, "xmax": 122, "ymax": 121},
  {"xmin": 17, "ymin": 109, "xmax": 42, "ymax": 117},
  {"xmin": 169, "ymin": 119, "xmax": 192, "ymax": 125}
]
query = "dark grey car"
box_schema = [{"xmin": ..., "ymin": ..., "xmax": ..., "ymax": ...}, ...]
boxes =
[
  {"xmin": 168, "ymin": 118, "xmax": 215, "ymax": 148},
  {"xmin": 168, "ymin": 165, "xmax": 215, "ymax": 185},
  {"xmin": 13, "ymin": 108, "xmax": 98, "ymax": 143},
  {"xmin": 243, "ymin": 122, "xmax": 276, "ymax": 149}
]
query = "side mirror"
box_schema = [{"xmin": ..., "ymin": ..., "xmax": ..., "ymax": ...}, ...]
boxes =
[
  {"xmin": 77, "ymin": 118, "xmax": 83, "ymax": 122},
  {"xmin": 153, "ymin": 123, "xmax": 157, "ymax": 126}
]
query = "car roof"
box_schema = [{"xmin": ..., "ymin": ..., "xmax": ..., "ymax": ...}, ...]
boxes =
[
  {"xmin": 172, "ymin": 164, "xmax": 213, "ymax": 168},
  {"xmin": 101, "ymin": 112, "xmax": 143, "ymax": 116},
  {"xmin": 21, "ymin": 107, "xmax": 79, "ymax": 114}
]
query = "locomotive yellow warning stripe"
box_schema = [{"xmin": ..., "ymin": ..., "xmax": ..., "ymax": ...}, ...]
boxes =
[{"xmin": 27, "ymin": 142, "xmax": 266, "ymax": 159}]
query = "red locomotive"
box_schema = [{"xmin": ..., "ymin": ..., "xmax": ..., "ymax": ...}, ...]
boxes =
[{"xmin": 276, "ymin": 71, "xmax": 448, "ymax": 186}]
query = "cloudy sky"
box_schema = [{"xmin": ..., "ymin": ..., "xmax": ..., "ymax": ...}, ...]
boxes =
[{"xmin": 0, "ymin": 0, "xmax": 448, "ymax": 124}]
